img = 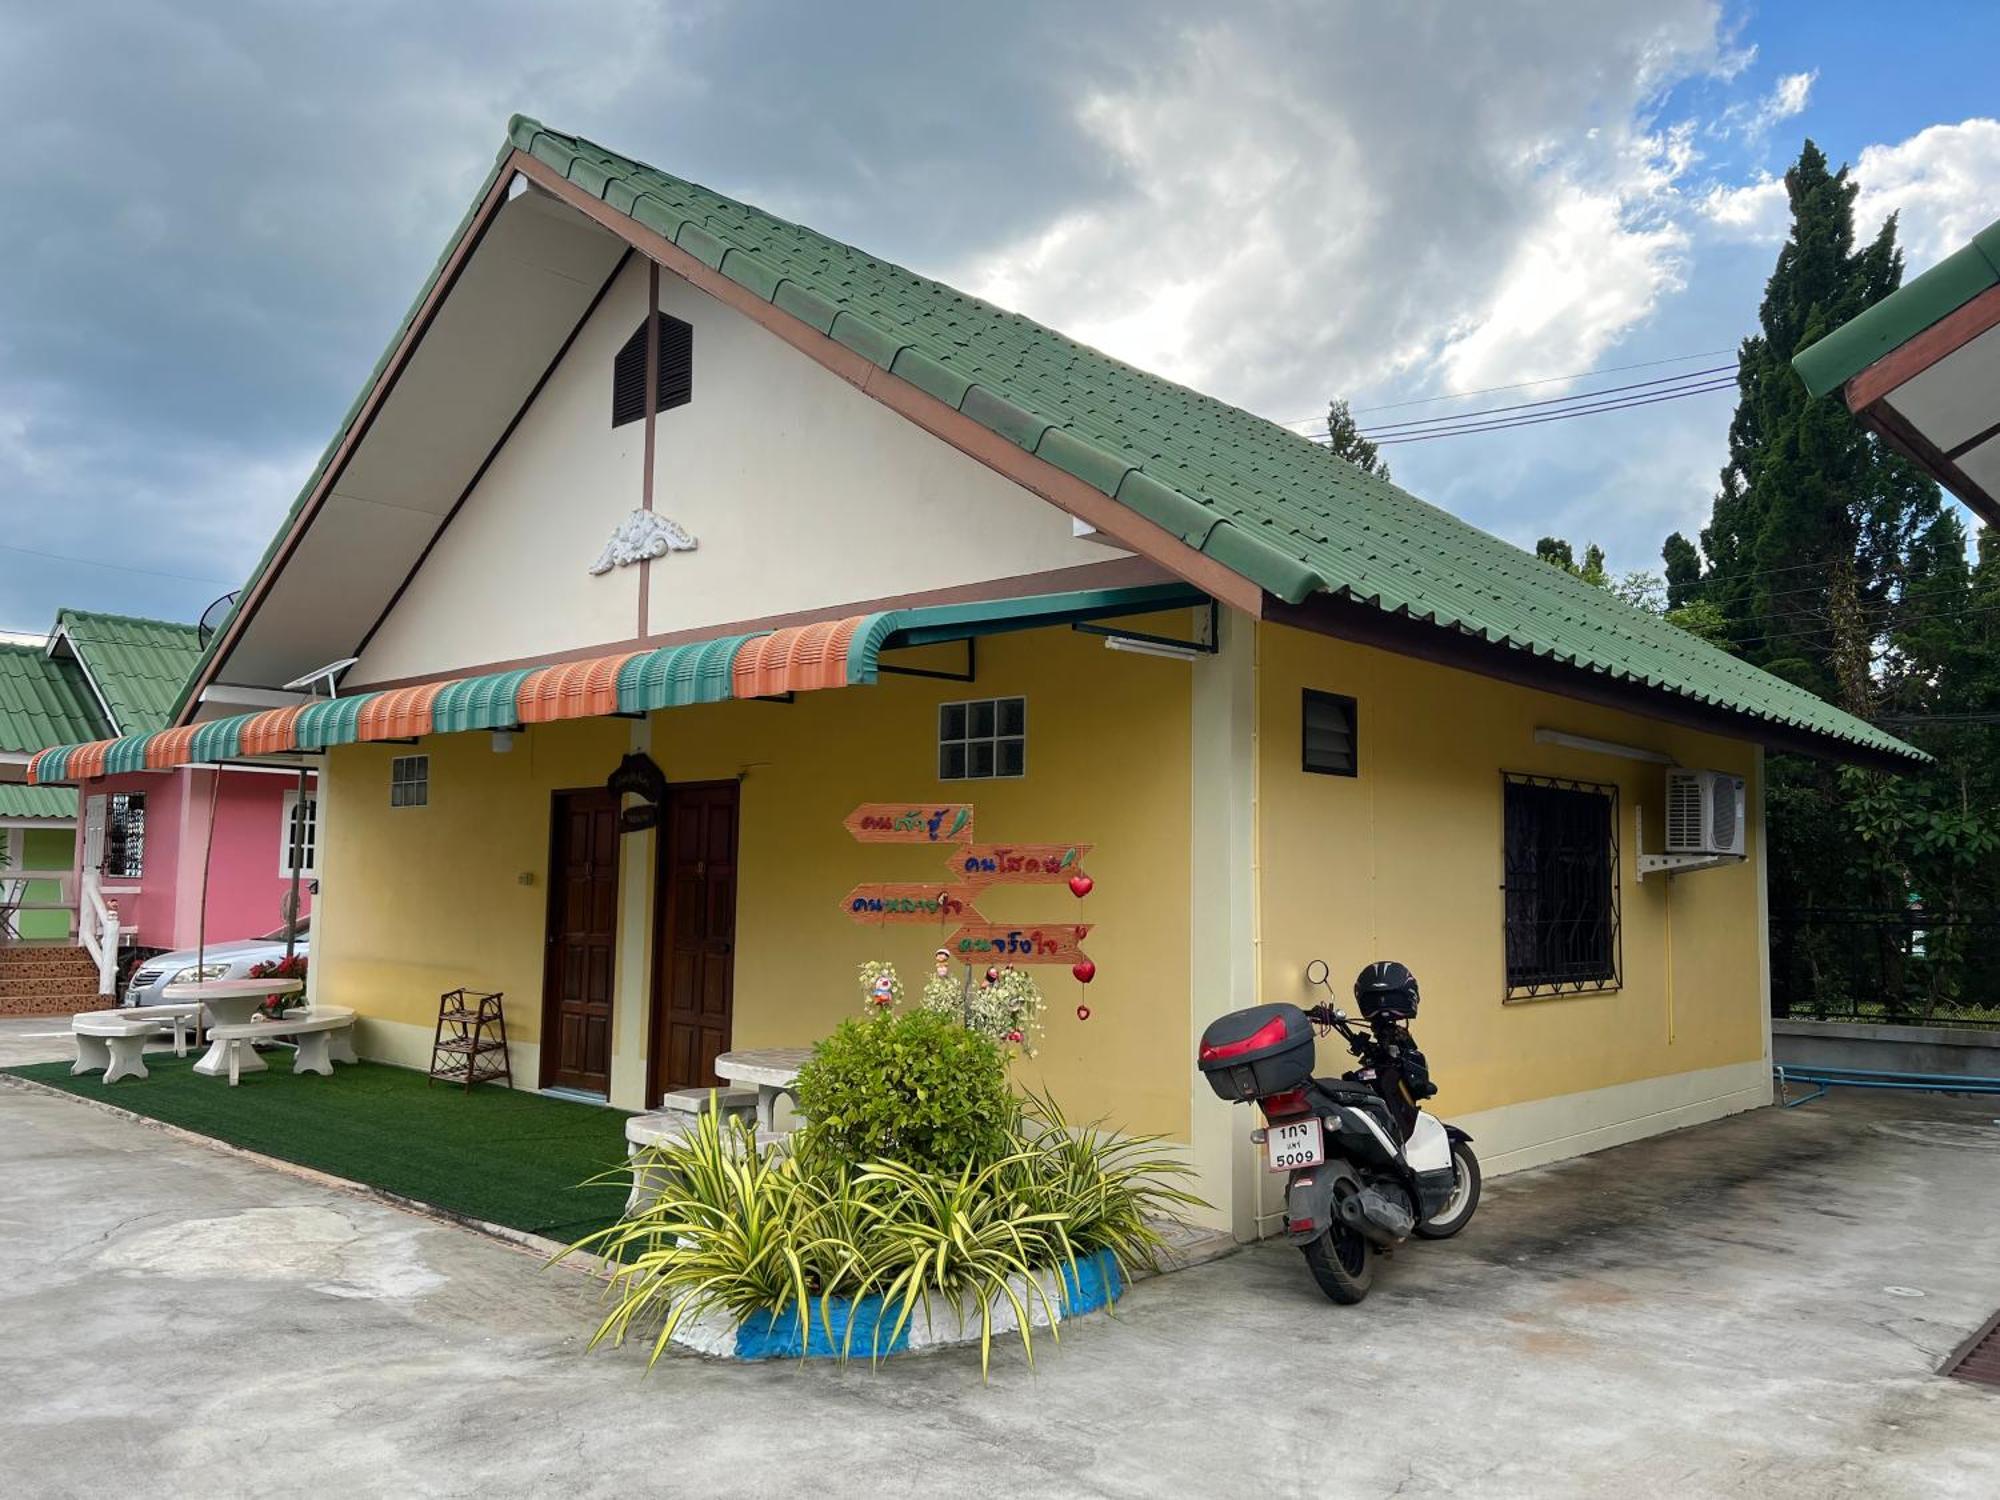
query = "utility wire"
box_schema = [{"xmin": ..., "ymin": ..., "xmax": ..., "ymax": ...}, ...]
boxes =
[
  {"xmin": 1281, "ymin": 347, "xmax": 1740, "ymax": 427},
  {"xmin": 0, "ymin": 540, "xmax": 236, "ymax": 587},
  {"xmin": 1356, "ymin": 365, "xmax": 1738, "ymax": 436},
  {"xmin": 1360, "ymin": 379, "xmax": 1739, "ymax": 445}
]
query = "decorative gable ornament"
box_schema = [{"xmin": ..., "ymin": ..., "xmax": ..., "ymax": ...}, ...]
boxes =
[{"xmin": 589, "ymin": 510, "xmax": 698, "ymax": 575}]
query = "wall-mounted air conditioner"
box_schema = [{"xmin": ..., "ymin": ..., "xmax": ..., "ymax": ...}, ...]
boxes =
[{"xmin": 1664, "ymin": 768, "xmax": 1746, "ymax": 857}]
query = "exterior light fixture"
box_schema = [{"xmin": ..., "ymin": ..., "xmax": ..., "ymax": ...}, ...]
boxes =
[
  {"xmin": 1103, "ymin": 635, "xmax": 1200, "ymax": 663},
  {"xmin": 491, "ymin": 729, "xmax": 515, "ymax": 754}
]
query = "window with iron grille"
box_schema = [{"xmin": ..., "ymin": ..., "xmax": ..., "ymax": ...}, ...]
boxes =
[
  {"xmin": 1301, "ymin": 690, "xmax": 1358, "ymax": 776},
  {"xmin": 939, "ymin": 697, "xmax": 1026, "ymax": 780},
  {"xmin": 390, "ymin": 755, "xmax": 429, "ymax": 808},
  {"xmin": 1502, "ymin": 773, "xmax": 1620, "ymax": 997},
  {"xmin": 104, "ymin": 792, "xmax": 145, "ymax": 879},
  {"xmin": 612, "ymin": 312, "xmax": 694, "ymax": 428}
]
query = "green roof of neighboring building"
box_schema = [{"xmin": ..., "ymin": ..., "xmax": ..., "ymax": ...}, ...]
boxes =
[
  {"xmin": 56, "ymin": 610, "xmax": 203, "ymax": 736},
  {"xmin": 175, "ymin": 116, "xmax": 1922, "ymax": 767},
  {"xmin": 1794, "ymin": 217, "xmax": 2000, "ymax": 398},
  {"xmin": 0, "ymin": 783, "xmax": 77, "ymax": 821},
  {"xmin": 0, "ymin": 643, "xmax": 110, "ymax": 755}
]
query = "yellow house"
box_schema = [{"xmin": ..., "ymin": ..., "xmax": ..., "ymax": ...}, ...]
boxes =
[{"xmin": 33, "ymin": 119, "xmax": 1920, "ymax": 1239}]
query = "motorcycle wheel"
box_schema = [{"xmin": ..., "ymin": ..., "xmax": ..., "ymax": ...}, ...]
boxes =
[
  {"xmin": 1301, "ymin": 1222, "xmax": 1374, "ymax": 1303},
  {"xmin": 1413, "ymin": 1140, "xmax": 1482, "ymax": 1239}
]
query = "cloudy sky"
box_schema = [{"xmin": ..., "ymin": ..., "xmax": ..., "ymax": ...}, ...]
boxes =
[{"xmin": 1, "ymin": 0, "xmax": 1994, "ymax": 633}]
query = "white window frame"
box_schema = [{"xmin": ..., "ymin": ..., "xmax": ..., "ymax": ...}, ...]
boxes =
[
  {"xmin": 280, "ymin": 789, "xmax": 319, "ymax": 878},
  {"xmin": 938, "ymin": 695, "xmax": 1027, "ymax": 782},
  {"xmin": 390, "ymin": 754, "xmax": 429, "ymax": 808}
]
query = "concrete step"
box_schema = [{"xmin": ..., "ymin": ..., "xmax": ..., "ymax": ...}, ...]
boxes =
[{"xmin": 0, "ymin": 991, "xmax": 114, "ymax": 1018}]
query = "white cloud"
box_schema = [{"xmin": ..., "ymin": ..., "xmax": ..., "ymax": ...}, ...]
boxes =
[
  {"xmin": 955, "ymin": 6, "xmax": 1731, "ymax": 421},
  {"xmin": 1853, "ymin": 118, "xmax": 2000, "ymax": 268},
  {"xmin": 1697, "ymin": 172, "xmax": 1789, "ymax": 242}
]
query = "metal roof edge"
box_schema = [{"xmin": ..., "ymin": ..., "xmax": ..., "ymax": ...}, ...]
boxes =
[{"xmin": 1794, "ymin": 220, "xmax": 2000, "ymax": 397}]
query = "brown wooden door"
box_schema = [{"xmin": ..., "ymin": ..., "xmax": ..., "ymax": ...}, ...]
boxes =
[
  {"xmin": 650, "ymin": 781, "xmax": 739, "ymax": 1102},
  {"xmin": 541, "ymin": 788, "xmax": 620, "ymax": 1095}
]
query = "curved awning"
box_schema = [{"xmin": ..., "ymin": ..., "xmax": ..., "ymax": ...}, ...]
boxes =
[{"xmin": 26, "ymin": 583, "xmax": 1207, "ymax": 784}]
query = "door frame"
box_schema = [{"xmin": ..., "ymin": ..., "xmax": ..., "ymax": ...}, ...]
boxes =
[
  {"xmin": 644, "ymin": 777, "xmax": 742, "ymax": 1109},
  {"xmin": 538, "ymin": 784, "xmax": 622, "ymax": 1094}
]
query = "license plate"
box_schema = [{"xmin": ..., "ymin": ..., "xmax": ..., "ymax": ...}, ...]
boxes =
[{"xmin": 1266, "ymin": 1117, "xmax": 1324, "ymax": 1171}]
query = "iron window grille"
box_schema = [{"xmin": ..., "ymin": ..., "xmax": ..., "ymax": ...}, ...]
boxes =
[
  {"xmin": 1301, "ymin": 689, "xmax": 1358, "ymax": 776},
  {"xmin": 612, "ymin": 312, "xmax": 694, "ymax": 428},
  {"xmin": 1502, "ymin": 773, "xmax": 1621, "ymax": 999},
  {"xmin": 282, "ymin": 790, "xmax": 319, "ymax": 877},
  {"xmin": 104, "ymin": 792, "xmax": 145, "ymax": 879},
  {"xmin": 390, "ymin": 755, "xmax": 430, "ymax": 808},
  {"xmin": 939, "ymin": 697, "xmax": 1026, "ymax": 781}
]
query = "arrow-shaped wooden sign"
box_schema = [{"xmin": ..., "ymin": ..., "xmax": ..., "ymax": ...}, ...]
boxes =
[
  {"xmin": 948, "ymin": 843, "xmax": 1091, "ymax": 887},
  {"xmin": 840, "ymin": 884, "xmax": 985, "ymax": 926},
  {"xmin": 945, "ymin": 923, "xmax": 1093, "ymax": 965},
  {"xmin": 843, "ymin": 803, "xmax": 975, "ymax": 844}
]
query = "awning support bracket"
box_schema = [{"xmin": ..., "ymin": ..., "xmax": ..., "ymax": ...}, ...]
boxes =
[{"xmin": 878, "ymin": 637, "xmax": 977, "ymax": 684}]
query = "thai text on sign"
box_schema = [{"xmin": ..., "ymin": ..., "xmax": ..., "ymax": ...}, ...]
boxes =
[
  {"xmin": 952, "ymin": 843, "xmax": 1091, "ymax": 886},
  {"xmin": 841, "ymin": 884, "xmax": 985, "ymax": 926},
  {"xmin": 946, "ymin": 923, "xmax": 1092, "ymax": 964},
  {"xmin": 843, "ymin": 803, "xmax": 975, "ymax": 844}
]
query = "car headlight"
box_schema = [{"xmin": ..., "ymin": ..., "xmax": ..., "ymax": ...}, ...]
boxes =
[{"xmin": 168, "ymin": 962, "xmax": 233, "ymax": 985}]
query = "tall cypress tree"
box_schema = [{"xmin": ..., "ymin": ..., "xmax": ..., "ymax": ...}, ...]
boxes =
[{"xmin": 1693, "ymin": 141, "xmax": 1948, "ymax": 715}]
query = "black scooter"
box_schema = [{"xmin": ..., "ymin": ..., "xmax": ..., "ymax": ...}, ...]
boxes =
[{"xmin": 1197, "ymin": 959, "xmax": 1481, "ymax": 1303}]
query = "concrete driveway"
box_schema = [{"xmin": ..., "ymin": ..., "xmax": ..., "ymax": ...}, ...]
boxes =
[{"xmin": 3, "ymin": 1048, "xmax": 1996, "ymax": 1499}]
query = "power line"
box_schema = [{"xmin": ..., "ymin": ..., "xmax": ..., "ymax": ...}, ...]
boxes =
[
  {"xmin": 1362, "ymin": 379, "xmax": 1738, "ymax": 445},
  {"xmin": 1356, "ymin": 365, "xmax": 1738, "ymax": 437},
  {"xmin": 1282, "ymin": 347, "xmax": 1740, "ymax": 429},
  {"xmin": 0, "ymin": 541, "xmax": 235, "ymax": 588}
]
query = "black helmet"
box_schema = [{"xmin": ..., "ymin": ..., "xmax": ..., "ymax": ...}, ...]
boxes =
[{"xmin": 1353, "ymin": 960, "xmax": 1419, "ymax": 1020}]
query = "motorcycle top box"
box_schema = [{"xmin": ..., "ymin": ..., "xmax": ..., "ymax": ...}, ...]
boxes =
[{"xmin": 1198, "ymin": 1003, "xmax": 1316, "ymax": 1100}]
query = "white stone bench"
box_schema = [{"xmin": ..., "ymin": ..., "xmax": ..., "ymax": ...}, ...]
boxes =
[
  {"xmin": 207, "ymin": 1006, "xmax": 358, "ymax": 1086},
  {"xmin": 622, "ymin": 1107, "xmax": 792, "ymax": 1214},
  {"xmin": 71, "ymin": 1005, "xmax": 199, "ymax": 1084},
  {"xmin": 657, "ymin": 1085, "xmax": 760, "ymax": 1121}
]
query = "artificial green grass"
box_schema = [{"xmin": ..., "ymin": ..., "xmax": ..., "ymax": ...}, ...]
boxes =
[{"xmin": 6, "ymin": 1053, "xmax": 633, "ymax": 1243}]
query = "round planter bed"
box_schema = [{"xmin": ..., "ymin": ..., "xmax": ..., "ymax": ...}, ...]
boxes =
[{"xmin": 667, "ymin": 1247, "xmax": 1125, "ymax": 1360}]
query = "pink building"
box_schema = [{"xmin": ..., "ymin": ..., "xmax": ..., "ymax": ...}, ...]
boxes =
[{"xmin": 1, "ymin": 609, "xmax": 316, "ymax": 1005}]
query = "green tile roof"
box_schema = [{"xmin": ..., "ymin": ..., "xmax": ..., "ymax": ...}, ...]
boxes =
[
  {"xmin": 176, "ymin": 115, "xmax": 1922, "ymax": 767},
  {"xmin": 0, "ymin": 783, "xmax": 77, "ymax": 821},
  {"xmin": 56, "ymin": 610, "xmax": 203, "ymax": 735},
  {"xmin": 0, "ymin": 644, "xmax": 109, "ymax": 754},
  {"xmin": 1794, "ymin": 216, "xmax": 2000, "ymax": 398}
]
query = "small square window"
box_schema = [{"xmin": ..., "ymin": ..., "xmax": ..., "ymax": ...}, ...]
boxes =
[
  {"xmin": 1302, "ymin": 690, "xmax": 1358, "ymax": 776},
  {"xmin": 938, "ymin": 696, "xmax": 1026, "ymax": 781},
  {"xmin": 390, "ymin": 755, "xmax": 429, "ymax": 808}
]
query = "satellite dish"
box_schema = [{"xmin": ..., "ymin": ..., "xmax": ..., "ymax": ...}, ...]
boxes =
[
  {"xmin": 196, "ymin": 591, "xmax": 238, "ymax": 647},
  {"xmin": 282, "ymin": 657, "xmax": 361, "ymax": 698}
]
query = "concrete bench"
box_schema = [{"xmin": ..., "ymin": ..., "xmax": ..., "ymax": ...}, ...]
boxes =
[
  {"xmin": 207, "ymin": 1006, "xmax": 357, "ymax": 1086},
  {"xmin": 657, "ymin": 1085, "xmax": 759, "ymax": 1121},
  {"xmin": 71, "ymin": 1005, "xmax": 199, "ymax": 1084},
  {"xmin": 623, "ymin": 1107, "xmax": 792, "ymax": 1214}
]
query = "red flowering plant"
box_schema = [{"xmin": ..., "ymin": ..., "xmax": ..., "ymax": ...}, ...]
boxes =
[{"xmin": 246, "ymin": 953, "xmax": 309, "ymax": 1018}]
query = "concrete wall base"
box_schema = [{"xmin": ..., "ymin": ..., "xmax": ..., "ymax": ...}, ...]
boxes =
[
  {"xmin": 1450, "ymin": 1059, "xmax": 1772, "ymax": 1177},
  {"xmin": 1774, "ymin": 1019, "xmax": 2000, "ymax": 1080}
]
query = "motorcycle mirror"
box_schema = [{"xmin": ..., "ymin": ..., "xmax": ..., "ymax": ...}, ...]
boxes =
[{"xmin": 1304, "ymin": 958, "xmax": 1333, "ymax": 994}]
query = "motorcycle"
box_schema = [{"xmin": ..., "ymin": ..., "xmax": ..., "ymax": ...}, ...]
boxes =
[{"xmin": 1197, "ymin": 959, "xmax": 1481, "ymax": 1303}]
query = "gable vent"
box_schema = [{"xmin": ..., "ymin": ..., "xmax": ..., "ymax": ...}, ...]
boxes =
[{"xmin": 612, "ymin": 312, "xmax": 694, "ymax": 429}]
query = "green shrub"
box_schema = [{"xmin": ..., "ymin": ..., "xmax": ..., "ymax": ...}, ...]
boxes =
[{"xmin": 793, "ymin": 1008, "xmax": 1017, "ymax": 1174}]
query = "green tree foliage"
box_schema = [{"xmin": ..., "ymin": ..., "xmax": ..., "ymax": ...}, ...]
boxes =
[
  {"xmin": 1654, "ymin": 141, "xmax": 2000, "ymax": 1018},
  {"xmin": 1325, "ymin": 397, "xmax": 1390, "ymax": 480}
]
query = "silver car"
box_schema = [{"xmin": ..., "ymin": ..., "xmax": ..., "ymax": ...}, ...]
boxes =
[{"xmin": 122, "ymin": 919, "xmax": 311, "ymax": 1008}]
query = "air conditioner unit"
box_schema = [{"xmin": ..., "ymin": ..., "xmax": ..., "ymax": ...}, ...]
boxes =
[{"xmin": 1664, "ymin": 768, "xmax": 1746, "ymax": 857}]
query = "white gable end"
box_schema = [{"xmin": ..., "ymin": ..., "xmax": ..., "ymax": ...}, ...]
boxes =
[{"xmin": 353, "ymin": 255, "xmax": 1118, "ymax": 684}]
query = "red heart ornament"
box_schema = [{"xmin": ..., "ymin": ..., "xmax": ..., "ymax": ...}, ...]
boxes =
[
  {"xmin": 1072, "ymin": 959, "xmax": 1096, "ymax": 984},
  {"xmin": 1068, "ymin": 874, "xmax": 1094, "ymax": 899},
  {"xmin": 1076, "ymin": 1003, "xmax": 1092, "ymax": 1021}
]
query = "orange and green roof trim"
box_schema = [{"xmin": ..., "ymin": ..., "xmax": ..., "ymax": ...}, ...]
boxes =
[{"xmin": 166, "ymin": 116, "xmax": 1919, "ymax": 768}]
